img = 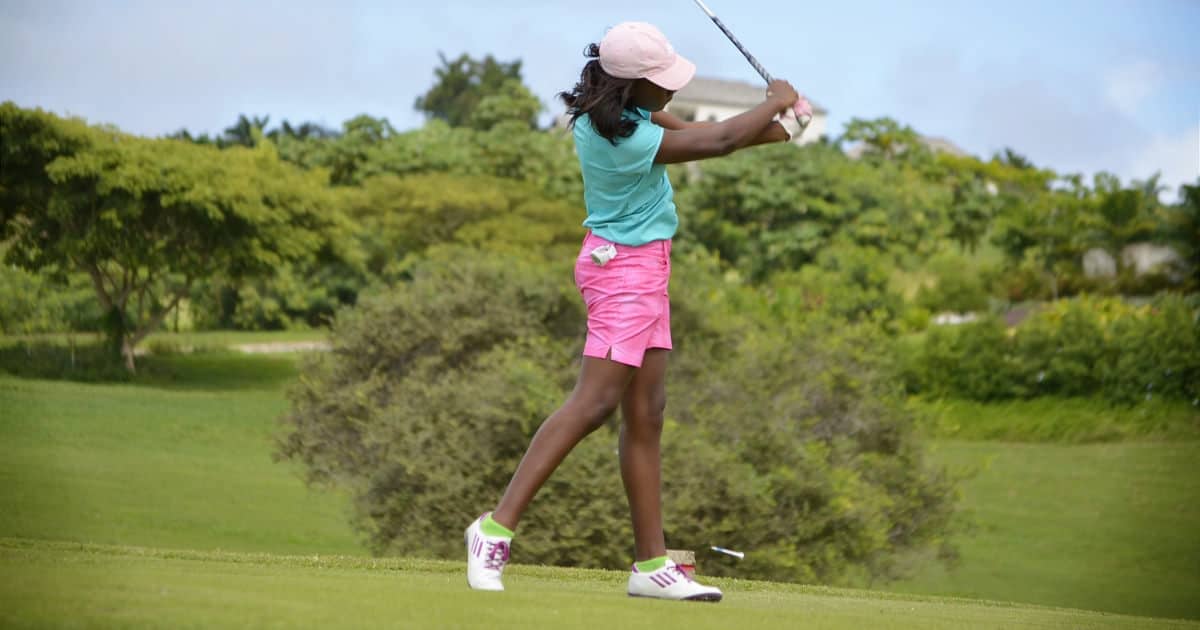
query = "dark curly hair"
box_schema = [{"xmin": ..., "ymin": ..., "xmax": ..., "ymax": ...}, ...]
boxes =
[{"xmin": 558, "ymin": 43, "xmax": 638, "ymax": 145}]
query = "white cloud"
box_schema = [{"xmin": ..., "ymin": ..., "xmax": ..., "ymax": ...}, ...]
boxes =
[
  {"xmin": 1104, "ymin": 61, "xmax": 1166, "ymax": 118},
  {"xmin": 1129, "ymin": 124, "xmax": 1200, "ymax": 202}
]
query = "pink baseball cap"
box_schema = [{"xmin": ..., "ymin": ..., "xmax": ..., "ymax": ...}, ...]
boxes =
[{"xmin": 599, "ymin": 22, "xmax": 696, "ymax": 91}]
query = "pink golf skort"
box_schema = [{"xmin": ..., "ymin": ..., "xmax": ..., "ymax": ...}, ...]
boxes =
[{"xmin": 574, "ymin": 231, "xmax": 672, "ymax": 368}]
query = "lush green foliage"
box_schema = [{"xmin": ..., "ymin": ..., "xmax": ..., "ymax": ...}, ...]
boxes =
[
  {"xmin": 677, "ymin": 140, "xmax": 950, "ymax": 282},
  {"xmin": 663, "ymin": 286, "xmax": 958, "ymax": 583},
  {"xmin": 1160, "ymin": 182, "xmax": 1200, "ymax": 290},
  {"xmin": 308, "ymin": 118, "xmax": 584, "ymax": 199},
  {"xmin": 0, "ymin": 103, "xmax": 342, "ymax": 369},
  {"xmin": 414, "ymin": 53, "xmax": 535, "ymax": 129},
  {"xmin": 7, "ymin": 90, "xmax": 1195, "ymax": 350},
  {"xmin": 0, "ymin": 260, "xmax": 99, "ymax": 335},
  {"xmin": 341, "ymin": 173, "xmax": 581, "ymax": 282},
  {"xmin": 903, "ymin": 295, "xmax": 1200, "ymax": 403},
  {"xmin": 277, "ymin": 250, "xmax": 958, "ymax": 584},
  {"xmin": 913, "ymin": 251, "xmax": 995, "ymax": 314}
]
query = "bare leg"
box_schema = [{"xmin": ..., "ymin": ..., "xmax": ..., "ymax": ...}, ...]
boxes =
[
  {"xmin": 490, "ymin": 356, "xmax": 634, "ymax": 530},
  {"xmin": 619, "ymin": 348, "xmax": 669, "ymax": 561}
]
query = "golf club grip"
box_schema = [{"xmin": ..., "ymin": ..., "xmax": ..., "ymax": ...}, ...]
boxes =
[{"xmin": 705, "ymin": 15, "xmax": 773, "ymax": 84}]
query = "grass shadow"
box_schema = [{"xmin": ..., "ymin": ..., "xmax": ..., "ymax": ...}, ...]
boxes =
[
  {"xmin": 0, "ymin": 341, "xmax": 304, "ymax": 391},
  {"xmin": 135, "ymin": 352, "xmax": 303, "ymax": 391}
]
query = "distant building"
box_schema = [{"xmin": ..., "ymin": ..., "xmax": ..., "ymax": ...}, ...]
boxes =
[
  {"xmin": 918, "ymin": 136, "xmax": 969, "ymax": 157},
  {"xmin": 844, "ymin": 135, "xmax": 969, "ymax": 160},
  {"xmin": 1083, "ymin": 244, "xmax": 1184, "ymax": 279},
  {"xmin": 668, "ymin": 77, "xmax": 829, "ymax": 145}
]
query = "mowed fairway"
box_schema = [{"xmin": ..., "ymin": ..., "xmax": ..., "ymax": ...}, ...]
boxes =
[
  {"xmin": 0, "ymin": 354, "xmax": 360, "ymax": 556},
  {"xmin": 2, "ymin": 351, "xmax": 1200, "ymax": 626},
  {"xmin": 3, "ymin": 540, "xmax": 1195, "ymax": 630},
  {"xmin": 888, "ymin": 440, "xmax": 1200, "ymax": 620}
]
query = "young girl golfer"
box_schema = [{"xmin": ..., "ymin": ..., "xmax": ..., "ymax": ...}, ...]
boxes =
[{"xmin": 466, "ymin": 21, "xmax": 806, "ymax": 602}]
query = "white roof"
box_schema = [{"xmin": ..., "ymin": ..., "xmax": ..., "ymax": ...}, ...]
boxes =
[{"xmin": 674, "ymin": 77, "xmax": 827, "ymax": 114}]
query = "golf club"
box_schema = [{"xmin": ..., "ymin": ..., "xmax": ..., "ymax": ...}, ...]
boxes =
[{"xmin": 691, "ymin": 0, "xmax": 811, "ymax": 133}]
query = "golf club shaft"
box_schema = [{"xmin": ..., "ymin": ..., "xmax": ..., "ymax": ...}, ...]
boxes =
[
  {"xmin": 692, "ymin": 0, "xmax": 810, "ymax": 134},
  {"xmin": 692, "ymin": 0, "xmax": 774, "ymax": 83}
]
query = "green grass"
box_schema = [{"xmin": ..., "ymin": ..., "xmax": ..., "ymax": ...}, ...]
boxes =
[
  {"xmin": 888, "ymin": 440, "xmax": 1200, "ymax": 620},
  {"xmin": 2, "ymin": 540, "xmax": 1194, "ymax": 630},
  {"xmin": 913, "ymin": 396, "xmax": 1200, "ymax": 442},
  {"xmin": 141, "ymin": 329, "xmax": 328, "ymax": 346},
  {"xmin": 0, "ymin": 329, "xmax": 329, "ymax": 350},
  {"xmin": 3, "ymin": 347, "xmax": 1199, "ymax": 623},
  {"xmin": 0, "ymin": 358, "xmax": 360, "ymax": 556}
]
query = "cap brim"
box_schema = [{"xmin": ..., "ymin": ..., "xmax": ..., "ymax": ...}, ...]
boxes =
[{"xmin": 645, "ymin": 53, "xmax": 696, "ymax": 92}]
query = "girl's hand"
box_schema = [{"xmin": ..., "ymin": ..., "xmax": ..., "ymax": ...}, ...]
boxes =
[{"xmin": 765, "ymin": 80, "xmax": 799, "ymax": 112}]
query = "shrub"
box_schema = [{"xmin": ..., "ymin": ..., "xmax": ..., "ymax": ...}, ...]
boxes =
[
  {"xmin": 760, "ymin": 243, "xmax": 906, "ymax": 328},
  {"xmin": 0, "ymin": 341, "xmax": 131, "ymax": 382},
  {"xmin": 906, "ymin": 317, "xmax": 1015, "ymax": 400},
  {"xmin": 904, "ymin": 294, "xmax": 1200, "ymax": 404},
  {"xmin": 1103, "ymin": 294, "xmax": 1200, "ymax": 403},
  {"xmin": 666, "ymin": 312, "xmax": 959, "ymax": 583},
  {"xmin": 0, "ymin": 264, "xmax": 101, "ymax": 335},
  {"xmin": 277, "ymin": 248, "xmax": 959, "ymax": 585},
  {"xmin": 914, "ymin": 252, "xmax": 994, "ymax": 314}
]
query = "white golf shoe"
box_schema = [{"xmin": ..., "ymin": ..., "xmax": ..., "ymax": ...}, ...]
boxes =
[
  {"xmin": 465, "ymin": 513, "xmax": 511, "ymax": 591},
  {"xmin": 627, "ymin": 559, "xmax": 723, "ymax": 602}
]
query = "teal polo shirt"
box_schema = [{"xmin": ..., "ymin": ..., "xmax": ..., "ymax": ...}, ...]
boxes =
[{"xmin": 573, "ymin": 107, "xmax": 678, "ymax": 246}]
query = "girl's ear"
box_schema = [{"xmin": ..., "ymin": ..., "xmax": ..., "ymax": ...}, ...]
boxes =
[{"xmin": 629, "ymin": 79, "xmax": 651, "ymax": 107}]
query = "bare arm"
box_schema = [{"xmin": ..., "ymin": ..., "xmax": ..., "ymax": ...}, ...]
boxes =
[
  {"xmin": 650, "ymin": 110, "xmax": 714, "ymax": 130},
  {"xmin": 652, "ymin": 80, "xmax": 798, "ymax": 164},
  {"xmin": 653, "ymin": 110, "xmax": 790, "ymax": 148}
]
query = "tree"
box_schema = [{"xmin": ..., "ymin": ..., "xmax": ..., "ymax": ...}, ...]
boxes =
[
  {"xmin": 414, "ymin": 53, "xmax": 532, "ymax": 128},
  {"xmin": 315, "ymin": 115, "xmax": 398, "ymax": 186},
  {"xmin": 467, "ymin": 79, "xmax": 542, "ymax": 131},
  {"xmin": 0, "ymin": 246, "xmax": 99, "ymax": 336},
  {"xmin": 944, "ymin": 176, "xmax": 999, "ymax": 254},
  {"xmin": 1084, "ymin": 172, "xmax": 1162, "ymax": 273},
  {"xmin": 1160, "ymin": 179, "xmax": 1200, "ymax": 289},
  {"xmin": 839, "ymin": 117, "xmax": 932, "ymax": 167},
  {"xmin": 342, "ymin": 173, "xmax": 580, "ymax": 281},
  {"xmin": 991, "ymin": 184, "xmax": 1088, "ymax": 300},
  {"xmin": 221, "ymin": 114, "xmax": 271, "ymax": 147},
  {"xmin": 267, "ymin": 119, "xmax": 339, "ymax": 142},
  {"xmin": 994, "ymin": 147, "xmax": 1036, "ymax": 171},
  {"xmin": 679, "ymin": 133, "xmax": 951, "ymax": 281},
  {"xmin": 0, "ymin": 103, "xmax": 338, "ymax": 370},
  {"xmin": 172, "ymin": 116, "xmax": 338, "ymax": 153}
]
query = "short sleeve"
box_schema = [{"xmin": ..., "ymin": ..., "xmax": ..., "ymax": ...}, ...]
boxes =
[{"xmin": 611, "ymin": 112, "xmax": 664, "ymax": 175}]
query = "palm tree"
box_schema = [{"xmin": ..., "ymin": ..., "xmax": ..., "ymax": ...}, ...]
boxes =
[
  {"xmin": 1159, "ymin": 180, "xmax": 1200, "ymax": 288},
  {"xmin": 221, "ymin": 114, "xmax": 270, "ymax": 148},
  {"xmin": 1085, "ymin": 173, "xmax": 1162, "ymax": 273}
]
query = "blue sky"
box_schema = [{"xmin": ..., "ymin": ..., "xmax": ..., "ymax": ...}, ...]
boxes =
[{"xmin": 3, "ymin": 0, "xmax": 1198, "ymax": 196}]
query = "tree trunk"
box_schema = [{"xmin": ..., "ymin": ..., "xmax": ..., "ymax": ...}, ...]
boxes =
[
  {"xmin": 103, "ymin": 306, "xmax": 128, "ymax": 367},
  {"xmin": 123, "ymin": 288, "xmax": 190, "ymax": 373},
  {"xmin": 122, "ymin": 338, "xmax": 137, "ymax": 374}
]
